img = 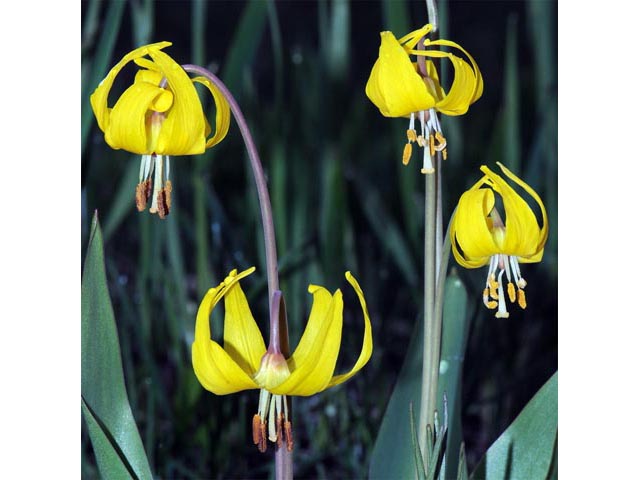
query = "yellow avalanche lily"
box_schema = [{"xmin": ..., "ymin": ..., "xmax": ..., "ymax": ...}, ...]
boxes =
[
  {"xmin": 365, "ymin": 24, "xmax": 483, "ymax": 173},
  {"xmin": 192, "ymin": 267, "xmax": 373, "ymax": 452},
  {"xmin": 90, "ymin": 41, "xmax": 230, "ymax": 218},
  {"xmin": 450, "ymin": 162, "xmax": 548, "ymax": 318}
]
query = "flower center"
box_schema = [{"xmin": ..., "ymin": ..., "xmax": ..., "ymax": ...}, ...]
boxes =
[
  {"xmin": 251, "ymin": 351, "xmax": 293, "ymax": 452},
  {"xmin": 482, "ymin": 253, "xmax": 527, "ymax": 318},
  {"xmin": 403, "ymin": 108, "xmax": 447, "ymax": 174}
]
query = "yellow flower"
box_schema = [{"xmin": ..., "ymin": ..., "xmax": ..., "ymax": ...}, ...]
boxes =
[
  {"xmin": 365, "ymin": 24, "xmax": 483, "ymax": 173},
  {"xmin": 90, "ymin": 41, "xmax": 230, "ymax": 218},
  {"xmin": 450, "ymin": 163, "xmax": 548, "ymax": 318},
  {"xmin": 192, "ymin": 267, "xmax": 373, "ymax": 452}
]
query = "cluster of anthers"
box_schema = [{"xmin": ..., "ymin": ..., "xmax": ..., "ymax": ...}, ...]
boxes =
[
  {"xmin": 136, "ymin": 152, "xmax": 172, "ymax": 218},
  {"xmin": 403, "ymin": 107, "xmax": 447, "ymax": 174},
  {"xmin": 483, "ymin": 253, "xmax": 527, "ymax": 318}
]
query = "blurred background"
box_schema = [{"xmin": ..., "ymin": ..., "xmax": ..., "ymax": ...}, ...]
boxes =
[{"xmin": 81, "ymin": 0, "xmax": 557, "ymax": 478}]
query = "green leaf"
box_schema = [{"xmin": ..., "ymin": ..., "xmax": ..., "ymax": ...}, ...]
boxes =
[
  {"xmin": 222, "ymin": 0, "xmax": 269, "ymax": 88},
  {"xmin": 368, "ymin": 315, "xmax": 422, "ymax": 479},
  {"xmin": 437, "ymin": 270, "xmax": 470, "ymax": 479},
  {"xmin": 82, "ymin": 398, "xmax": 137, "ymax": 480},
  {"xmin": 471, "ymin": 371, "xmax": 558, "ymax": 480},
  {"xmin": 409, "ymin": 403, "xmax": 427, "ymax": 480},
  {"xmin": 82, "ymin": 212, "xmax": 153, "ymax": 480}
]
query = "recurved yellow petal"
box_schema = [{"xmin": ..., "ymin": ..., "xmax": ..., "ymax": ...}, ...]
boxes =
[
  {"xmin": 221, "ymin": 269, "xmax": 267, "ymax": 376},
  {"xmin": 191, "ymin": 76, "xmax": 231, "ymax": 148},
  {"xmin": 145, "ymin": 48, "xmax": 206, "ymax": 155},
  {"xmin": 452, "ymin": 187, "xmax": 496, "ymax": 263},
  {"xmin": 326, "ymin": 272, "xmax": 373, "ymax": 388},
  {"xmin": 480, "ymin": 165, "xmax": 541, "ymax": 257},
  {"xmin": 496, "ymin": 162, "xmax": 548, "ymax": 256},
  {"xmin": 90, "ymin": 41, "xmax": 172, "ymax": 134},
  {"xmin": 365, "ymin": 31, "xmax": 436, "ymax": 117},
  {"xmin": 105, "ymin": 81, "xmax": 168, "ymax": 153},
  {"xmin": 192, "ymin": 267, "xmax": 261, "ymax": 395},
  {"xmin": 271, "ymin": 286, "xmax": 343, "ymax": 396}
]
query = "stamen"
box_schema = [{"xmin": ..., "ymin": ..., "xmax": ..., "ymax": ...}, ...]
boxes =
[
  {"xmin": 483, "ymin": 288, "xmax": 497, "ymax": 309},
  {"xmin": 442, "ymin": 148, "xmax": 448, "ymax": 160},
  {"xmin": 417, "ymin": 135, "xmax": 426, "ymax": 147},
  {"xmin": 252, "ymin": 414, "xmax": 262, "ymax": 446},
  {"xmin": 403, "ymin": 143, "xmax": 412, "ymax": 165},
  {"xmin": 276, "ymin": 413, "xmax": 283, "ymax": 448},
  {"xmin": 429, "ymin": 133, "xmax": 436, "ymax": 157},
  {"xmin": 259, "ymin": 421, "xmax": 267, "ymax": 453},
  {"xmin": 507, "ymin": 282, "xmax": 516, "ymax": 303},
  {"xmin": 135, "ymin": 179, "xmax": 151, "ymax": 211},
  {"xmin": 517, "ymin": 289, "xmax": 527, "ymax": 309},
  {"xmin": 434, "ymin": 132, "xmax": 447, "ymax": 151},
  {"xmin": 502, "ymin": 254, "xmax": 512, "ymax": 284},
  {"xmin": 156, "ymin": 187, "xmax": 170, "ymax": 219},
  {"xmin": 284, "ymin": 420, "xmax": 294, "ymax": 452}
]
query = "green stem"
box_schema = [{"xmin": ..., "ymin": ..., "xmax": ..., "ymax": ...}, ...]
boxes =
[
  {"xmin": 419, "ymin": 166, "xmax": 438, "ymax": 465},
  {"xmin": 418, "ymin": 0, "xmax": 442, "ymax": 466}
]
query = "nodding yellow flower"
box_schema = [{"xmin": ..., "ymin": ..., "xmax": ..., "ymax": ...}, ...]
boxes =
[
  {"xmin": 90, "ymin": 41, "xmax": 230, "ymax": 218},
  {"xmin": 365, "ymin": 24, "xmax": 483, "ymax": 173},
  {"xmin": 450, "ymin": 163, "xmax": 548, "ymax": 318},
  {"xmin": 192, "ymin": 267, "xmax": 373, "ymax": 452}
]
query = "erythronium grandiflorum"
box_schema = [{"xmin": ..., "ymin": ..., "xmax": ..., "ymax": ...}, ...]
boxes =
[
  {"xmin": 192, "ymin": 267, "xmax": 373, "ymax": 452},
  {"xmin": 450, "ymin": 162, "xmax": 548, "ymax": 318},
  {"xmin": 90, "ymin": 41, "xmax": 230, "ymax": 218},
  {"xmin": 365, "ymin": 24, "xmax": 483, "ymax": 173}
]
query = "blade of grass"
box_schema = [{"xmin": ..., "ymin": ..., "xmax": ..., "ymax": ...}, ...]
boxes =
[{"xmin": 437, "ymin": 270, "xmax": 470, "ymax": 479}]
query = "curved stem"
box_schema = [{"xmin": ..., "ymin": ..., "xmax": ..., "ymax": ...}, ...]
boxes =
[
  {"xmin": 182, "ymin": 64, "xmax": 280, "ymax": 302},
  {"xmin": 182, "ymin": 65, "xmax": 292, "ymax": 480}
]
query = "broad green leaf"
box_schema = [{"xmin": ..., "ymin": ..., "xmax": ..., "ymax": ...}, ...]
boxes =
[
  {"xmin": 82, "ymin": 399, "xmax": 136, "ymax": 480},
  {"xmin": 368, "ymin": 315, "xmax": 422, "ymax": 480},
  {"xmin": 471, "ymin": 371, "xmax": 558, "ymax": 480},
  {"xmin": 437, "ymin": 270, "xmax": 470, "ymax": 479},
  {"xmin": 369, "ymin": 273, "xmax": 466, "ymax": 478},
  {"xmin": 82, "ymin": 212, "xmax": 153, "ymax": 480}
]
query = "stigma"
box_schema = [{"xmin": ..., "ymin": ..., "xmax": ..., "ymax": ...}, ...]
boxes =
[
  {"xmin": 136, "ymin": 153, "xmax": 172, "ymax": 218},
  {"xmin": 403, "ymin": 108, "xmax": 448, "ymax": 174},
  {"xmin": 482, "ymin": 253, "xmax": 527, "ymax": 318}
]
